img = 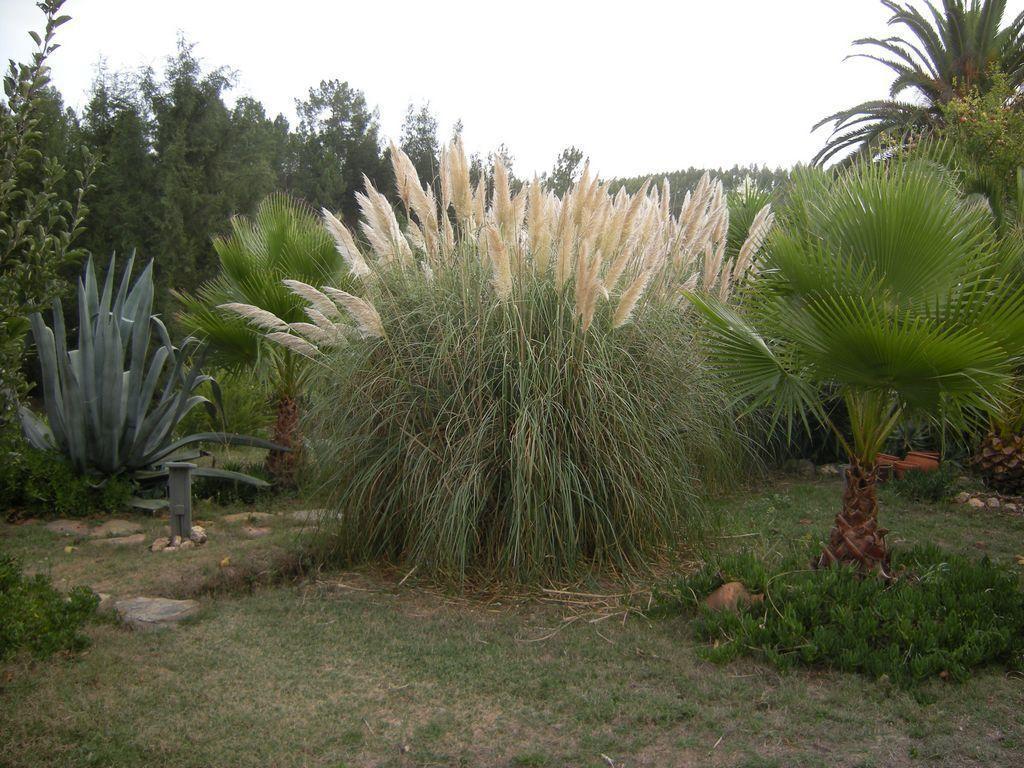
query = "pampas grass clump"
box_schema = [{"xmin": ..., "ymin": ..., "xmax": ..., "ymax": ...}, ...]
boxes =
[{"xmin": 233, "ymin": 140, "xmax": 771, "ymax": 582}]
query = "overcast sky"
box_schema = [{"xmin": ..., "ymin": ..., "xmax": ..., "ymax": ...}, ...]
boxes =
[{"xmin": 3, "ymin": 0, "xmax": 1023, "ymax": 177}]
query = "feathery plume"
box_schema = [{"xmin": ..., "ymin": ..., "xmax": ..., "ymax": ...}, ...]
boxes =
[
  {"xmin": 485, "ymin": 224, "xmax": 513, "ymax": 300},
  {"xmin": 265, "ymin": 332, "xmax": 319, "ymax": 357},
  {"xmin": 322, "ymin": 286, "xmax": 385, "ymax": 339},
  {"xmin": 219, "ymin": 303, "xmax": 288, "ymax": 332},
  {"xmin": 283, "ymin": 279, "xmax": 341, "ymax": 320},
  {"xmin": 322, "ymin": 208, "xmax": 371, "ymax": 278}
]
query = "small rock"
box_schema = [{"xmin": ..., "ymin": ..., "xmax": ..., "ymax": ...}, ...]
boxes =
[
  {"xmin": 179, "ymin": 539, "xmax": 195, "ymax": 550},
  {"xmin": 150, "ymin": 537, "xmax": 170, "ymax": 552},
  {"xmin": 705, "ymin": 582, "xmax": 764, "ymax": 612},
  {"xmin": 816, "ymin": 463, "xmax": 839, "ymax": 477},
  {"xmin": 90, "ymin": 519, "xmax": 143, "ymax": 538},
  {"xmin": 188, "ymin": 525, "xmax": 207, "ymax": 544},
  {"xmin": 46, "ymin": 519, "xmax": 91, "ymax": 537},
  {"xmin": 955, "ymin": 492, "xmax": 971, "ymax": 504},
  {"xmin": 114, "ymin": 597, "xmax": 200, "ymax": 630},
  {"xmin": 968, "ymin": 498, "xmax": 986, "ymax": 509},
  {"xmin": 987, "ymin": 497, "xmax": 1001, "ymax": 509},
  {"xmin": 63, "ymin": 545, "xmax": 76, "ymax": 553},
  {"xmin": 1005, "ymin": 503, "xmax": 1019, "ymax": 513},
  {"xmin": 222, "ymin": 511, "xmax": 275, "ymax": 524},
  {"xmin": 87, "ymin": 533, "xmax": 146, "ymax": 547},
  {"xmin": 243, "ymin": 525, "xmax": 271, "ymax": 538}
]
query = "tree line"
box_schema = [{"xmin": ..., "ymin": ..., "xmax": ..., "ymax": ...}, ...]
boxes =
[{"xmin": 32, "ymin": 38, "xmax": 789, "ymax": 316}]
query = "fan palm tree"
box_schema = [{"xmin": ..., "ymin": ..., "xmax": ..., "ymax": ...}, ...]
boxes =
[
  {"xmin": 176, "ymin": 194, "xmax": 354, "ymax": 484},
  {"xmin": 689, "ymin": 161, "xmax": 1024, "ymax": 576},
  {"xmin": 815, "ymin": 0, "xmax": 1024, "ymax": 165}
]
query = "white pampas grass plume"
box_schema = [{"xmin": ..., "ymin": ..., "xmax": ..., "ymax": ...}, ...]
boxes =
[
  {"xmin": 322, "ymin": 286, "xmax": 385, "ymax": 339},
  {"xmin": 357, "ymin": 178, "xmax": 413, "ymax": 266},
  {"xmin": 485, "ymin": 224, "xmax": 513, "ymax": 300},
  {"xmin": 283, "ymin": 279, "xmax": 341, "ymax": 321},
  {"xmin": 219, "ymin": 303, "xmax": 288, "ymax": 332},
  {"xmin": 732, "ymin": 204, "xmax": 774, "ymax": 282},
  {"xmin": 575, "ymin": 244, "xmax": 602, "ymax": 331},
  {"xmin": 288, "ymin": 322, "xmax": 344, "ymax": 346},
  {"xmin": 322, "ymin": 208, "xmax": 371, "ymax": 278},
  {"xmin": 265, "ymin": 332, "xmax": 319, "ymax": 358},
  {"xmin": 612, "ymin": 267, "xmax": 654, "ymax": 328}
]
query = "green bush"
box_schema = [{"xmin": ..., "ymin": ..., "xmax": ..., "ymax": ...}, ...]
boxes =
[
  {"xmin": 174, "ymin": 369, "xmax": 273, "ymax": 440},
  {"xmin": 0, "ymin": 553, "xmax": 98, "ymax": 661},
  {"xmin": 2, "ymin": 447, "xmax": 131, "ymax": 517},
  {"xmin": 889, "ymin": 462, "xmax": 959, "ymax": 503},
  {"xmin": 654, "ymin": 547, "xmax": 1024, "ymax": 686},
  {"xmin": 193, "ymin": 460, "xmax": 273, "ymax": 505}
]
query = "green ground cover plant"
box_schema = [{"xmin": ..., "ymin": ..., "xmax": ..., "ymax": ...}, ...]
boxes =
[
  {"xmin": 0, "ymin": 552, "xmax": 97, "ymax": 662},
  {"xmin": 655, "ymin": 545, "xmax": 1024, "ymax": 687}
]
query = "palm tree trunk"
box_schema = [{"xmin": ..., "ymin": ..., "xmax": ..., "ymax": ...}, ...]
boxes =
[
  {"xmin": 266, "ymin": 393, "xmax": 301, "ymax": 487},
  {"xmin": 817, "ymin": 458, "xmax": 891, "ymax": 577}
]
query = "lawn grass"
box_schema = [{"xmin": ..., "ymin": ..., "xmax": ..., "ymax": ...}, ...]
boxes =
[{"xmin": 2, "ymin": 478, "xmax": 1023, "ymax": 767}]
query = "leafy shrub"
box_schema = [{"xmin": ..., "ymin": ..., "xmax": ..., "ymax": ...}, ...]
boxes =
[
  {"xmin": 0, "ymin": 552, "xmax": 98, "ymax": 661},
  {"xmin": 193, "ymin": 460, "xmax": 272, "ymax": 505},
  {"xmin": 889, "ymin": 462, "xmax": 959, "ymax": 503},
  {"xmin": 654, "ymin": 547, "xmax": 1024, "ymax": 686},
  {"xmin": 2, "ymin": 447, "xmax": 130, "ymax": 517},
  {"xmin": 175, "ymin": 370, "xmax": 273, "ymax": 440}
]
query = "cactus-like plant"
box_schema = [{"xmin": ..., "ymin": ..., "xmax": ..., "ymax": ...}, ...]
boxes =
[{"xmin": 19, "ymin": 255, "xmax": 281, "ymax": 490}]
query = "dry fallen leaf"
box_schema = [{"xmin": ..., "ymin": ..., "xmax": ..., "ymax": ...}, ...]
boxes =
[
  {"xmin": 219, "ymin": 556, "xmax": 231, "ymax": 568},
  {"xmin": 63, "ymin": 545, "xmax": 75, "ymax": 553},
  {"xmin": 1015, "ymin": 555, "xmax": 1024, "ymax": 566}
]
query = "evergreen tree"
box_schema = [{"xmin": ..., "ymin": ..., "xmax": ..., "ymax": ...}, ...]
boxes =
[
  {"xmin": 399, "ymin": 102, "xmax": 439, "ymax": 185},
  {"xmin": 293, "ymin": 79, "xmax": 386, "ymax": 219}
]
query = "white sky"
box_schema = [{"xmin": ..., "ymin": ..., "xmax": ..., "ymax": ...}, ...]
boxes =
[{"xmin": 3, "ymin": 0, "xmax": 1023, "ymax": 177}]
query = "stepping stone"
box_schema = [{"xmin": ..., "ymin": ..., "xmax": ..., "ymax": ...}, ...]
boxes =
[
  {"xmin": 90, "ymin": 519, "xmax": 143, "ymax": 538},
  {"xmin": 46, "ymin": 519, "xmax": 91, "ymax": 537},
  {"xmin": 291, "ymin": 509, "xmax": 329, "ymax": 523},
  {"xmin": 222, "ymin": 511, "xmax": 275, "ymax": 524},
  {"xmin": 242, "ymin": 525, "xmax": 271, "ymax": 538},
  {"xmin": 87, "ymin": 533, "xmax": 146, "ymax": 547},
  {"xmin": 115, "ymin": 597, "xmax": 200, "ymax": 630}
]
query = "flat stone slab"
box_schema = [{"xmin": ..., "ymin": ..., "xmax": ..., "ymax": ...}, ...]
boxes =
[
  {"xmin": 115, "ymin": 597, "xmax": 200, "ymax": 630},
  {"xmin": 87, "ymin": 533, "xmax": 146, "ymax": 547},
  {"xmin": 222, "ymin": 511, "xmax": 275, "ymax": 524},
  {"xmin": 90, "ymin": 519, "xmax": 143, "ymax": 538},
  {"xmin": 291, "ymin": 509, "xmax": 329, "ymax": 523},
  {"xmin": 46, "ymin": 519, "xmax": 91, "ymax": 537}
]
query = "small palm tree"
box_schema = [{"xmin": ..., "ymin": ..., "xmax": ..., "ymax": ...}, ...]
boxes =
[
  {"xmin": 815, "ymin": 0, "xmax": 1024, "ymax": 165},
  {"xmin": 690, "ymin": 161, "xmax": 1024, "ymax": 575},
  {"xmin": 176, "ymin": 194, "xmax": 353, "ymax": 484}
]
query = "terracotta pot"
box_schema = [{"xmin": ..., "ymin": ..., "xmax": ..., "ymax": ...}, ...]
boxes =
[
  {"xmin": 893, "ymin": 460, "xmax": 919, "ymax": 480},
  {"xmin": 904, "ymin": 451, "xmax": 939, "ymax": 472},
  {"xmin": 875, "ymin": 453, "xmax": 900, "ymax": 466}
]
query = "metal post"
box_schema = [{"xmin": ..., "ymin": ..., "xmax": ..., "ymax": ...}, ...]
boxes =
[{"xmin": 167, "ymin": 462, "xmax": 196, "ymax": 540}]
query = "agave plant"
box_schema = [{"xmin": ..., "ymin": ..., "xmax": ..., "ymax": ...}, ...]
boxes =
[{"xmin": 19, "ymin": 255, "xmax": 282, "ymax": 496}]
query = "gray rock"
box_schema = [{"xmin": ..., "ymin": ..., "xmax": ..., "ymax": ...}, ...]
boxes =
[
  {"xmin": 188, "ymin": 525, "xmax": 207, "ymax": 544},
  {"xmin": 179, "ymin": 539, "xmax": 195, "ymax": 550},
  {"xmin": 291, "ymin": 509, "xmax": 329, "ymax": 523},
  {"xmin": 968, "ymin": 498, "xmax": 986, "ymax": 508},
  {"xmin": 986, "ymin": 497, "xmax": 1001, "ymax": 508},
  {"xmin": 955, "ymin": 492, "xmax": 971, "ymax": 504},
  {"xmin": 87, "ymin": 533, "xmax": 146, "ymax": 547},
  {"xmin": 46, "ymin": 519, "xmax": 91, "ymax": 537},
  {"xmin": 90, "ymin": 519, "xmax": 143, "ymax": 538},
  {"xmin": 222, "ymin": 511, "xmax": 275, "ymax": 524},
  {"xmin": 114, "ymin": 597, "xmax": 200, "ymax": 630},
  {"xmin": 95, "ymin": 592, "xmax": 116, "ymax": 613},
  {"xmin": 150, "ymin": 537, "xmax": 171, "ymax": 552}
]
